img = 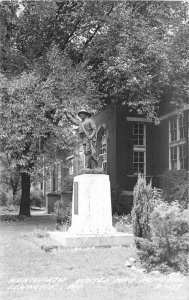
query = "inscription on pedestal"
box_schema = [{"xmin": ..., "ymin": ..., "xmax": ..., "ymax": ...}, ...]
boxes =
[{"xmin": 74, "ymin": 182, "xmax": 78, "ymax": 215}]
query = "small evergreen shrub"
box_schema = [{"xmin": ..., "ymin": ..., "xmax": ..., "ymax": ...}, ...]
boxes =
[
  {"xmin": 136, "ymin": 201, "xmax": 189, "ymax": 273},
  {"xmin": 132, "ymin": 174, "xmax": 162, "ymax": 240},
  {"xmin": 54, "ymin": 200, "xmax": 72, "ymax": 231}
]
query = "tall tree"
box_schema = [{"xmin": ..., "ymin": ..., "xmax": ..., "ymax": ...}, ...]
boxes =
[
  {"xmin": 0, "ymin": 0, "xmax": 188, "ymax": 215},
  {"xmin": 0, "ymin": 45, "xmax": 99, "ymax": 216},
  {"xmin": 82, "ymin": 1, "xmax": 189, "ymax": 119}
]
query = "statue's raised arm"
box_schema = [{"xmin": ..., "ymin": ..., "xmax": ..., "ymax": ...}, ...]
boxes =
[{"xmin": 64, "ymin": 109, "xmax": 80, "ymax": 126}]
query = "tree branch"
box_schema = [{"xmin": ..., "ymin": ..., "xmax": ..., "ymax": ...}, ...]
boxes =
[
  {"xmin": 83, "ymin": 3, "xmax": 116, "ymax": 49},
  {"xmin": 63, "ymin": 17, "xmax": 83, "ymax": 49}
]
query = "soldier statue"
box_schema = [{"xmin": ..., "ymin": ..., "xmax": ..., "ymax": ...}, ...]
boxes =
[{"xmin": 64, "ymin": 108, "xmax": 98, "ymax": 169}]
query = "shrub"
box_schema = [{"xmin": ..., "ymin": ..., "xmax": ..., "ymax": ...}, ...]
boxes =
[
  {"xmin": 136, "ymin": 201, "xmax": 189, "ymax": 273},
  {"xmin": 132, "ymin": 174, "xmax": 162, "ymax": 240},
  {"xmin": 0, "ymin": 191, "xmax": 8, "ymax": 206},
  {"xmin": 54, "ymin": 200, "xmax": 72, "ymax": 231},
  {"xmin": 63, "ymin": 176, "xmax": 73, "ymax": 192},
  {"xmin": 13, "ymin": 189, "xmax": 44, "ymax": 207},
  {"xmin": 113, "ymin": 213, "xmax": 132, "ymax": 233},
  {"xmin": 0, "ymin": 189, "xmax": 14, "ymax": 206},
  {"xmin": 160, "ymin": 170, "xmax": 189, "ymax": 210},
  {"xmin": 30, "ymin": 190, "xmax": 44, "ymax": 208},
  {"xmin": 0, "ymin": 214, "xmax": 29, "ymax": 222}
]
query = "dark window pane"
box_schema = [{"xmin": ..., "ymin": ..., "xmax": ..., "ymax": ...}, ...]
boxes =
[
  {"xmin": 139, "ymin": 152, "xmax": 144, "ymax": 158},
  {"xmin": 139, "ymin": 136, "xmax": 144, "ymax": 145},
  {"xmin": 133, "ymin": 124, "xmax": 139, "ymax": 134},
  {"xmin": 133, "ymin": 137, "xmax": 139, "ymax": 145},
  {"xmin": 139, "ymin": 124, "xmax": 144, "ymax": 134}
]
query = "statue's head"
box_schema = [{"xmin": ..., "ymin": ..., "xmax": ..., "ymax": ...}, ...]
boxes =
[{"xmin": 78, "ymin": 108, "xmax": 91, "ymax": 119}]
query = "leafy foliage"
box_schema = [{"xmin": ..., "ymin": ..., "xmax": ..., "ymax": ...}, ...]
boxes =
[
  {"xmin": 136, "ymin": 202, "xmax": 189, "ymax": 274},
  {"xmin": 0, "ymin": 153, "xmax": 21, "ymax": 203},
  {"xmin": 0, "ymin": 191, "xmax": 8, "ymax": 206},
  {"xmin": 0, "ymin": 46, "xmax": 98, "ymax": 172},
  {"xmin": 132, "ymin": 175, "xmax": 189, "ymax": 273},
  {"xmin": 1, "ymin": 1, "xmax": 188, "ymax": 116},
  {"xmin": 83, "ymin": 1, "xmax": 189, "ymax": 119},
  {"xmin": 54, "ymin": 200, "xmax": 72, "ymax": 231},
  {"xmin": 0, "ymin": 1, "xmax": 188, "ymax": 216},
  {"xmin": 63, "ymin": 176, "xmax": 73, "ymax": 192},
  {"xmin": 160, "ymin": 170, "xmax": 189, "ymax": 210},
  {"xmin": 13, "ymin": 189, "xmax": 43, "ymax": 208},
  {"xmin": 112, "ymin": 213, "xmax": 132, "ymax": 233},
  {"xmin": 0, "ymin": 214, "xmax": 29, "ymax": 222},
  {"xmin": 132, "ymin": 174, "xmax": 162, "ymax": 240}
]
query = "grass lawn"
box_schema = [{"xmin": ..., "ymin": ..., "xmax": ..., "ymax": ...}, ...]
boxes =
[{"xmin": 0, "ymin": 207, "xmax": 188, "ymax": 300}]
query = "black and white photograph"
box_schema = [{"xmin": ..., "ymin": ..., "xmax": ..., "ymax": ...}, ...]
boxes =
[{"xmin": 0, "ymin": 0, "xmax": 189, "ymax": 299}]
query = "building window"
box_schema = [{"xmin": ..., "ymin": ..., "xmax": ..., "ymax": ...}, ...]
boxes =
[
  {"xmin": 133, "ymin": 123, "xmax": 145, "ymax": 145},
  {"xmin": 169, "ymin": 114, "xmax": 187, "ymax": 170},
  {"xmin": 179, "ymin": 115, "xmax": 186, "ymax": 140},
  {"xmin": 97, "ymin": 127, "xmax": 107, "ymax": 173},
  {"xmin": 100, "ymin": 134, "xmax": 107, "ymax": 155},
  {"xmin": 133, "ymin": 151, "xmax": 145, "ymax": 174},
  {"xmin": 170, "ymin": 118, "xmax": 177, "ymax": 142},
  {"xmin": 179, "ymin": 144, "xmax": 186, "ymax": 170},
  {"xmin": 99, "ymin": 133, "xmax": 107, "ymax": 172},
  {"xmin": 133, "ymin": 123, "xmax": 146, "ymax": 174},
  {"xmin": 170, "ymin": 146, "xmax": 177, "ymax": 170}
]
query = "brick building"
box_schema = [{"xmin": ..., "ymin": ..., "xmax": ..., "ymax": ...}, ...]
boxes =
[{"xmin": 43, "ymin": 103, "xmax": 189, "ymax": 214}]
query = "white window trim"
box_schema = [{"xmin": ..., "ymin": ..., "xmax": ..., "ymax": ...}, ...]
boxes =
[
  {"xmin": 66, "ymin": 155, "xmax": 74, "ymax": 161},
  {"xmin": 133, "ymin": 123, "xmax": 146, "ymax": 175},
  {"xmin": 126, "ymin": 117, "xmax": 153, "ymax": 123},
  {"xmin": 160, "ymin": 104, "xmax": 189, "ymax": 121},
  {"xmin": 99, "ymin": 134, "xmax": 107, "ymax": 161},
  {"xmin": 169, "ymin": 116, "xmax": 186, "ymax": 170}
]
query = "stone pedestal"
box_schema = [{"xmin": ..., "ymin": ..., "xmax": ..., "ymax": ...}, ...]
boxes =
[
  {"xmin": 69, "ymin": 174, "xmax": 114, "ymax": 234},
  {"xmin": 49, "ymin": 173, "xmax": 134, "ymax": 249}
]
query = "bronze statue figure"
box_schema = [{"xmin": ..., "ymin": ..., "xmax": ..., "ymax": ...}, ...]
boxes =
[{"xmin": 64, "ymin": 108, "xmax": 98, "ymax": 169}]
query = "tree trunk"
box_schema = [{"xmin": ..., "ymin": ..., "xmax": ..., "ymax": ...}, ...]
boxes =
[{"xmin": 19, "ymin": 172, "xmax": 31, "ymax": 217}]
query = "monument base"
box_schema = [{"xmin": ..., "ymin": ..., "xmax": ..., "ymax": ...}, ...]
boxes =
[
  {"xmin": 69, "ymin": 174, "xmax": 114, "ymax": 234},
  {"xmin": 49, "ymin": 173, "xmax": 134, "ymax": 248},
  {"xmin": 49, "ymin": 231, "xmax": 134, "ymax": 248}
]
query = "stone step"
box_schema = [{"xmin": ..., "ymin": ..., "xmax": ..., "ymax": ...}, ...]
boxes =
[{"xmin": 49, "ymin": 231, "xmax": 135, "ymax": 248}]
